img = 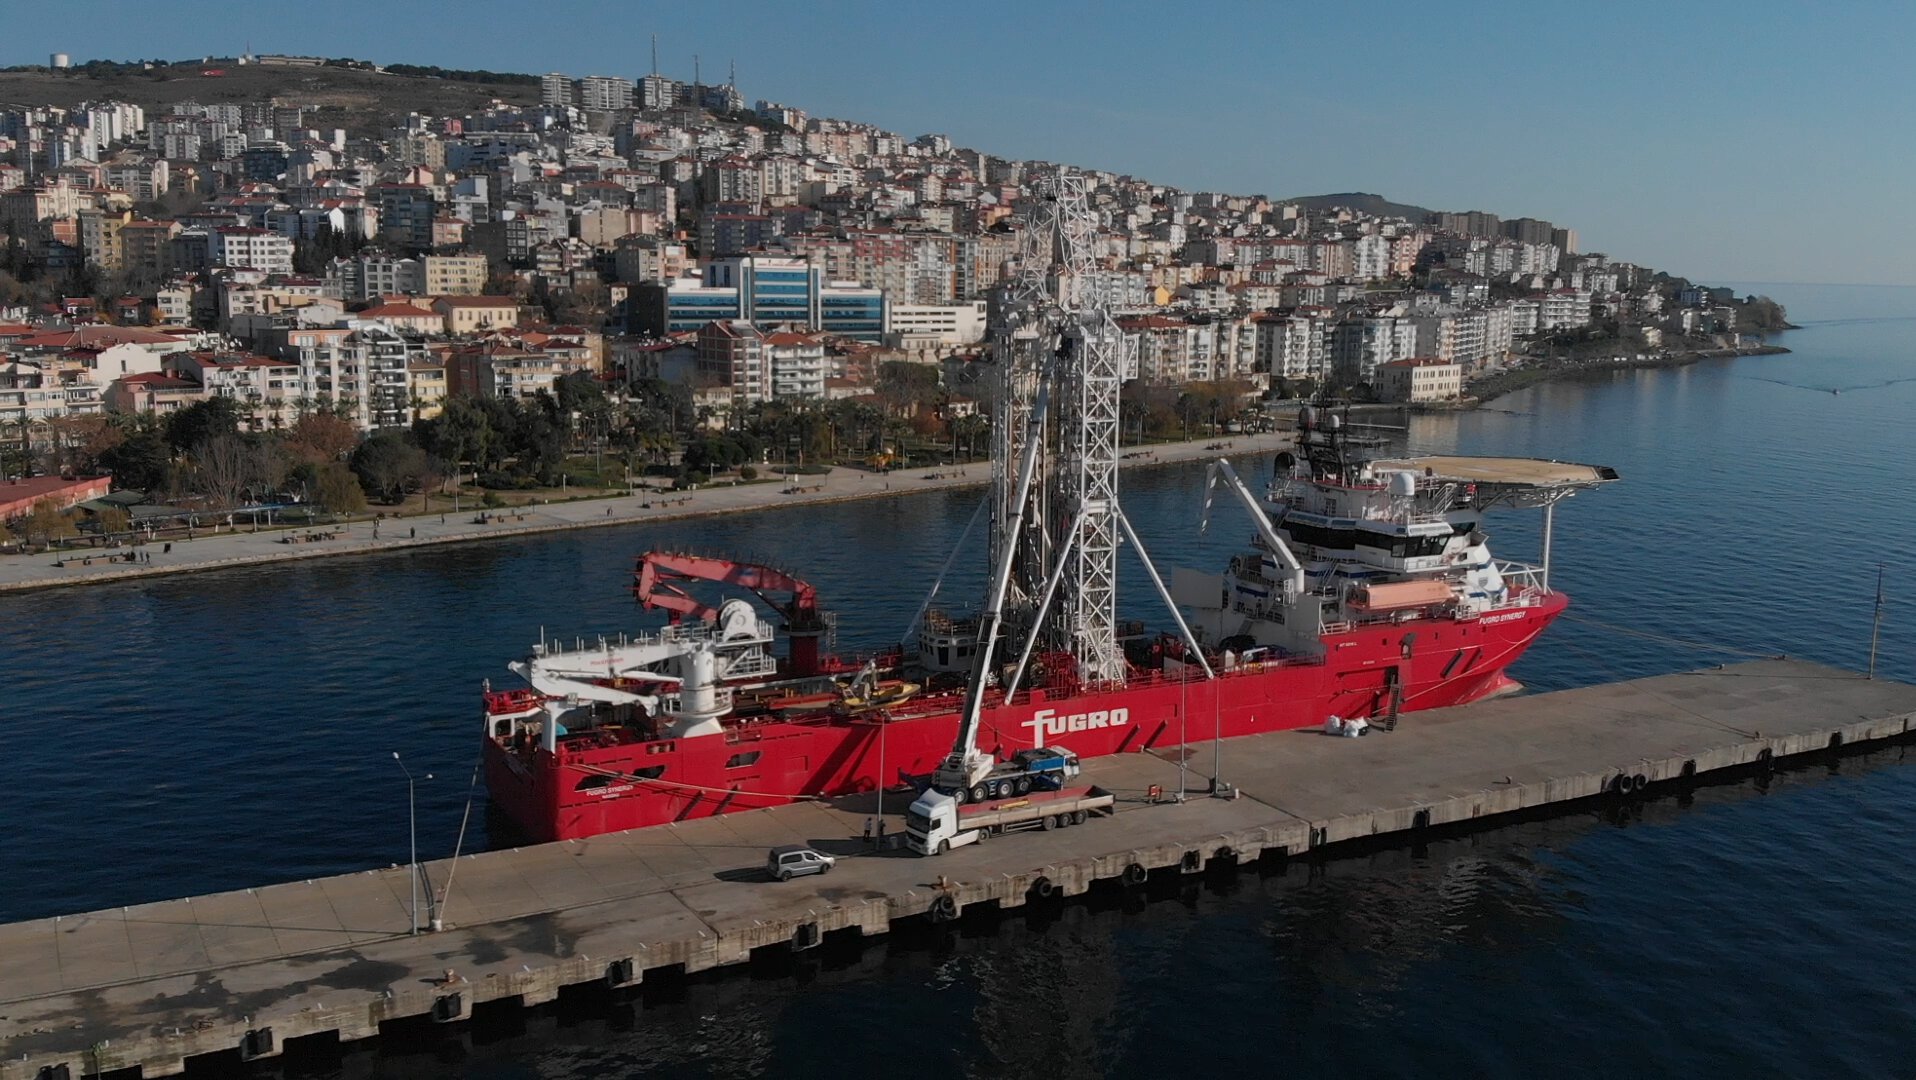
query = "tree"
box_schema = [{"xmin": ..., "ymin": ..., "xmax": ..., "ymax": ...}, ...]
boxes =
[
  {"xmin": 313, "ymin": 461, "xmax": 368, "ymax": 514},
  {"xmin": 952, "ymin": 413, "xmax": 989, "ymax": 460},
  {"xmin": 164, "ymin": 397, "xmax": 242, "ymax": 453},
  {"xmin": 192, "ymin": 433, "xmax": 280, "ymax": 511},
  {"xmin": 414, "ymin": 395, "xmax": 494, "ymax": 473},
  {"xmin": 350, "ymin": 432, "xmax": 434, "ymax": 504},
  {"xmin": 19, "ymin": 498, "xmax": 77, "ymax": 548},
  {"xmin": 283, "ymin": 412, "xmax": 360, "ymax": 464},
  {"xmin": 95, "ymin": 505, "xmax": 132, "ymax": 534},
  {"xmin": 515, "ymin": 408, "xmax": 566, "ymax": 483},
  {"xmin": 48, "ymin": 414, "xmax": 119, "ymax": 476},
  {"xmin": 0, "ymin": 417, "xmax": 31, "ymax": 479},
  {"xmin": 682, "ymin": 433, "xmax": 762, "ymax": 474},
  {"xmin": 1121, "ymin": 381, "xmax": 1180, "ymax": 440},
  {"xmin": 556, "ymin": 370, "xmax": 610, "ymax": 432},
  {"xmin": 96, "ymin": 427, "xmax": 172, "ymax": 493},
  {"xmin": 876, "ymin": 360, "xmax": 941, "ymax": 412}
]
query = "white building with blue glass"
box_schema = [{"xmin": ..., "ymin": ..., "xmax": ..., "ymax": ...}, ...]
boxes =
[{"xmin": 632, "ymin": 256, "xmax": 887, "ymax": 342}]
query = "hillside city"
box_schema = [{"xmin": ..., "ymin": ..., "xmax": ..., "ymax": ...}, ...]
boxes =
[{"xmin": 0, "ymin": 54, "xmax": 1788, "ymax": 543}]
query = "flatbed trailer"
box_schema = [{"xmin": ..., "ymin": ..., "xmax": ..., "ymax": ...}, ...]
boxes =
[{"xmin": 906, "ymin": 785, "xmax": 1116, "ymax": 854}]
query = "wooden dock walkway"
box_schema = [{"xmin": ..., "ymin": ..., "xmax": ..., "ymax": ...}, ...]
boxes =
[{"xmin": 3, "ymin": 659, "xmax": 1912, "ymax": 1078}]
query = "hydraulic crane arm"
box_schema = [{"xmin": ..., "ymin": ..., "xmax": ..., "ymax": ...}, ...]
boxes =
[
  {"xmin": 1202, "ymin": 459, "xmax": 1305, "ymax": 597},
  {"xmin": 633, "ymin": 552, "xmax": 820, "ymax": 625},
  {"xmin": 935, "ymin": 383, "xmax": 1051, "ymax": 790}
]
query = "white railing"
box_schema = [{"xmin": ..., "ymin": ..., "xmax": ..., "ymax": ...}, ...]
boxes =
[
  {"xmin": 1494, "ymin": 560, "xmax": 1546, "ymax": 592},
  {"xmin": 531, "ymin": 623, "xmax": 780, "ymax": 676},
  {"xmin": 661, "ymin": 686, "xmax": 734, "ymax": 715},
  {"xmin": 723, "ymin": 653, "xmax": 781, "ymax": 679}
]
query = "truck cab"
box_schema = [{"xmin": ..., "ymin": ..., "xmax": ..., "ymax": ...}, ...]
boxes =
[{"xmin": 905, "ymin": 790, "xmax": 975, "ymax": 855}]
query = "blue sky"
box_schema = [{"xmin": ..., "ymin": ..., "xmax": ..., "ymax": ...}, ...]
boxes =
[{"xmin": 5, "ymin": 1, "xmax": 1908, "ymax": 286}]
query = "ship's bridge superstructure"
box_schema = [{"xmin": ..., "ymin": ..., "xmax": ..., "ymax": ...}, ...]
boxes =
[{"xmin": 1176, "ymin": 406, "xmax": 1618, "ymax": 660}]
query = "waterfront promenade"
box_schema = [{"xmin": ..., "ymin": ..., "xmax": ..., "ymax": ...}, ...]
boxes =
[{"xmin": 0, "ymin": 432, "xmax": 1287, "ymax": 594}]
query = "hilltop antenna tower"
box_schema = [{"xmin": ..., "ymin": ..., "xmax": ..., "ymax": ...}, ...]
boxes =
[{"xmin": 651, "ymin": 34, "xmax": 658, "ymax": 76}]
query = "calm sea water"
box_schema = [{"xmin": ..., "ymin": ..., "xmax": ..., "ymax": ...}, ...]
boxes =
[{"xmin": 5, "ymin": 283, "xmax": 1915, "ymax": 1077}]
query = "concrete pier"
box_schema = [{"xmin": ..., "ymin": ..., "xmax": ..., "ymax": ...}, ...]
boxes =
[{"xmin": 3, "ymin": 659, "xmax": 1912, "ymax": 1078}]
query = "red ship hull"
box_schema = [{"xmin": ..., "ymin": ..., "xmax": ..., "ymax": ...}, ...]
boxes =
[{"xmin": 484, "ymin": 592, "xmax": 1565, "ymax": 843}]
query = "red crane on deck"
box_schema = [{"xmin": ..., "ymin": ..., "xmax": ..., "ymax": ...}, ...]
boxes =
[{"xmin": 632, "ymin": 551, "xmax": 829, "ymax": 676}]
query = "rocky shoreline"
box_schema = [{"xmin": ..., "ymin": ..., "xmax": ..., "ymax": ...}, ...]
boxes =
[{"xmin": 1463, "ymin": 341, "xmax": 1793, "ymax": 406}]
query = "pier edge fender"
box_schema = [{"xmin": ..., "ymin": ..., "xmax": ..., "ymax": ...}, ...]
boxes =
[
  {"xmin": 605, "ymin": 958, "xmax": 639, "ymax": 987},
  {"xmin": 239, "ymin": 1027, "xmax": 275, "ymax": 1061}
]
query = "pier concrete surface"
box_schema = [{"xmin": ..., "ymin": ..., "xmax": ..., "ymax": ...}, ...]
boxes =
[{"xmin": 3, "ymin": 659, "xmax": 1913, "ymax": 1078}]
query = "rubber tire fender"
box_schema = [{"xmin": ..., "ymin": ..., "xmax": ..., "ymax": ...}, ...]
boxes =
[
  {"xmin": 931, "ymin": 892, "xmax": 959, "ymax": 922},
  {"xmin": 1121, "ymin": 862, "xmax": 1147, "ymax": 887}
]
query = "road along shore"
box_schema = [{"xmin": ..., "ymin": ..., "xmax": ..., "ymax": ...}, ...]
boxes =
[{"xmin": 0, "ymin": 433, "xmax": 1286, "ymax": 595}]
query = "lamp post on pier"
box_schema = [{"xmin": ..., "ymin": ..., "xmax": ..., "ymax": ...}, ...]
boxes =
[{"xmin": 392, "ymin": 752, "xmax": 432, "ymax": 934}]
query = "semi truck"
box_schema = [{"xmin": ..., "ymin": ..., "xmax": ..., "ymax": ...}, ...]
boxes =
[{"xmin": 905, "ymin": 785, "xmax": 1115, "ymax": 855}]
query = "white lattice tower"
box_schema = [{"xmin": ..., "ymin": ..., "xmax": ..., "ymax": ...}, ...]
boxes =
[{"xmin": 1049, "ymin": 172, "xmax": 1126, "ymax": 684}]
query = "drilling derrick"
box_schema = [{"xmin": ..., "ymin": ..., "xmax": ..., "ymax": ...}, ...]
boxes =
[
  {"xmin": 1049, "ymin": 174, "xmax": 1126, "ymax": 684},
  {"xmin": 987, "ymin": 171, "xmax": 1129, "ymax": 688}
]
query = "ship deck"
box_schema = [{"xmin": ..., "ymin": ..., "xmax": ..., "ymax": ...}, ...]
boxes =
[{"xmin": 4, "ymin": 659, "xmax": 1914, "ymax": 1079}]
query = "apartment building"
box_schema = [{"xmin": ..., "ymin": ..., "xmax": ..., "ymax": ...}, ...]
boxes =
[{"xmin": 1377, "ymin": 358, "xmax": 1463, "ymax": 403}]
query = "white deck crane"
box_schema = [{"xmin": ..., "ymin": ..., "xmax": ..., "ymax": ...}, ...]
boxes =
[{"xmin": 932, "ymin": 384, "xmax": 1050, "ymax": 796}]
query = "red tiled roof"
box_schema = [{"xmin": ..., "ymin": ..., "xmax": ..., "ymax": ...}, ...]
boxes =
[{"xmin": 0, "ymin": 475, "xmax": 109, "ymax": 502}]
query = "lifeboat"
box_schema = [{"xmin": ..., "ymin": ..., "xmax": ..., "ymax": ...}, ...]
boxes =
[
  {"xmin": 842, "ymin": 680, "xmax": 921, "ymax": 709},
  {"xmin": 762, "ymin": 691, "xmax": 842, "ymax": 713},
  {"xmin": 1348, "ymin": 580, "xmax": 1453, "ymax": 612}
]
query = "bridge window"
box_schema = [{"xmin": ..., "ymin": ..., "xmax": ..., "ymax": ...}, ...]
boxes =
[{"xmin": 726, "ymin": 751, "xmax": 762, "ymax": 769}]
